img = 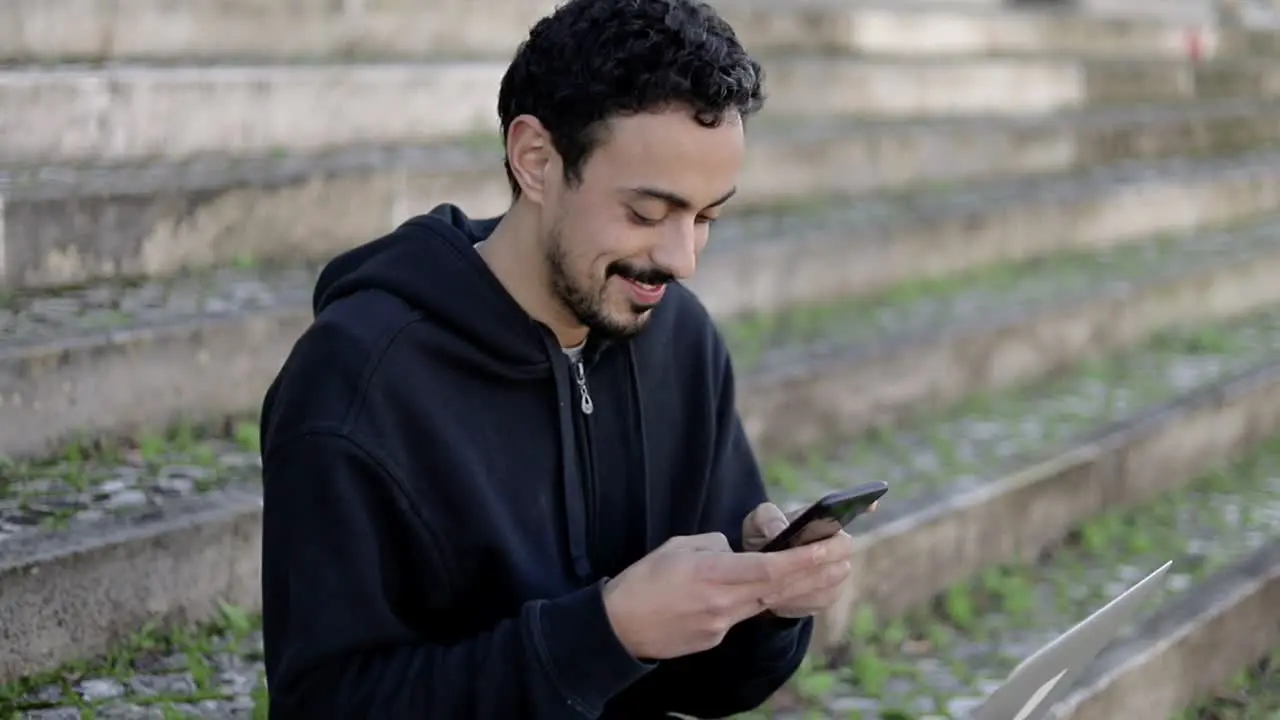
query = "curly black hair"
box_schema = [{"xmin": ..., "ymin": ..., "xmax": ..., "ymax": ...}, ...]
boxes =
[{"xmin": 497, "ymin": 0, "xmax": 766, "ymax": 196}]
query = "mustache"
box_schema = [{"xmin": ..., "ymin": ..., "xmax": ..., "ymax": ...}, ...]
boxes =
[{"xmin": 608, "ymin": 262, "xmax": 675, "ymax": 286}]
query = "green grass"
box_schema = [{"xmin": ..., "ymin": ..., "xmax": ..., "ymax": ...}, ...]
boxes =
[
  {"xmin": 755, "ymin": 433, "xmax": 1280, "ymax": 718},
  {"xmin": 0, "ymin": 418, "xmax": 261, "ymax": 529},
  {"xmin": 1180, "ymin": 649, "xmax": 1280, "ymax": 719},
  {"xmin": 758, "ymin": 304, "xmax": 1280, "ymax": 506},
  {"xmin": 720, "ymin": 215, "xmax": 1280, "ymax": 373},
  {"xmin": 0, "ymin": 604, "xmax": 267, "ymax": 719}
]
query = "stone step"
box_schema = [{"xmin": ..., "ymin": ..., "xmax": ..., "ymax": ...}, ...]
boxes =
[
  {"xmin": 1177, "ymin": 647, "xmax": 1280, "ymax": 717},
  {"xmin": 3, "ymin": 58, "xmax": 1278, "ymax": 166},
  {"xmin": 7, "ymin": 203, "xmax": 1280, "ymax": 460},
  {"xmin": 1081, "ymin": 0, "xmax": 1217, "ymax": 25},
  {"xmin": 0, "ymin": 0, "xmax": 1235, "ymax": 64},
  {"xmin": 723, "ymin": 0, "xmax": 1224, "ymax": 59},
  {"xmin": 730, "ymin": 218, "xmax": 1280, "ymax": 456},
  {"xmin": 764, "ymin": 302, "xmax": 1280, "ymax": 653},
  {"xmin": 1227, "ymin": 26, "xmax": 1280, "ymax": 55},
  {"xmin": 759, "ymin": 420, "xmax": 1280, "ymax": 719},
  {"xmin": 1050, "ymin": 544, "xmax": 1280, "ymax": 720},
  {"xmin": 695, "ymin": 148, "xmax": 1280, "ymax": 318},
  {"xmin": 7, "ymin": 119, "xmax": 1280, "ymax": 292},
  {"xmin": 6, "ymin": 301, "xmax": 1280, "ymax": 701},
  {"xmin": 1, "ymin": 568, "xmax": 268, "ymax": 717}
]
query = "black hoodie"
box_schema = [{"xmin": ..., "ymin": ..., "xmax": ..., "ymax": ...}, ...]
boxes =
[{"xmin": 259, "ymin": 204, "xmax": 813, "ymax": 719}]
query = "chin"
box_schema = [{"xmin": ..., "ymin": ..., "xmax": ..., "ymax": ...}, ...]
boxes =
[
  {"xmin": 612, "ymin": 317, "xmax": 651, "ymax": 339},
  {"xmin": 591, "ymin": 306, "xmax": 651, "ymax": 340}
]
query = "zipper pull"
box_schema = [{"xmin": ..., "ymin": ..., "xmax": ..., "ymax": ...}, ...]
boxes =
[{"xmin": 573, "ymin": 359, "xmax": 594, "ymax": 415}]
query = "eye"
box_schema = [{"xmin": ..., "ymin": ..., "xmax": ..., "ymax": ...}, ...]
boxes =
[
  {"xmin": 628, "ymin": 208, "xmax": 661, "ymax": 227},
  {"xmin": 695, "ymin": 215, "xmax": 718, "ymax": 226}
]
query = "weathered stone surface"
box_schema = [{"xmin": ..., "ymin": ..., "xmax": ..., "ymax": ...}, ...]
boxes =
[
  {"xmin": 813, "ymin": 358, "xmax": 1280, "ymax": 650},
  {"xmin": 5, "ymin": 209, "xmax": 1280, "ymax": 458},
  {"xmin": 692, "ymin": 150, "xmax": 1280, "ymax": 318},
  {"xmin": 1048, "ymin": 538, "xmax": 1280, "ymax": 720},
  {"xmin": 0, "ymin": 62, "xmax": 503, "ymax": 166},
  {"xmin": 6, "ymin": 328, "xmax": 1280, "ymax": 684},
  {"xmin": 3, "ymin": 58, "xmax": 1278, "ymax": 166},
  {"xmin": 758, "ymin": 396, "xmax": 1280, "ymax": 716},
  {"xmin": 0, "ymin": 489, "xmax": 263, "ymax": 685},
  {"xmin": 0, "ymin": 301, "xmax": 312, "ymax": 459},
  {"xmin": 0, "ymin": 0, "xmax": 1237, "ymax": 64},
  {"xmin": 7, "ymin": 123, "xmax": 1280, "ymax": 292},
  {"xmin": 739, "ymin": 234, "xmax": 1280, "ymax": 458},
  {"xmin": 719, "ymin": 1, "xmax": 1221, "ymax": 59},
  {"xmin": 1082, "ymin": 0, "xmax": 1217, "ymax": 24}
]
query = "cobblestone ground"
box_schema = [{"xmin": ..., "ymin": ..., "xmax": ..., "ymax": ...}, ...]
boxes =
[
  {"xmin": 0, "ymin": 420, "xmax": 261, "ymax": 545},
  {"xmin": 6, "ymin": 309, "xmax": 1280, "ymax": 717},
  {"xmin": 8, "ymin": 243, "xmax": 1280, "ymax": 540},
  {"xmin": 3, "ymin": 416, "xmax": 1280, "ymax": 716},
  {"xmin": 743, "ymin": 435, "xmax": 1280, "ymax": 719},
  {"xmin": 766, "ymin": 304, "xmax": 1280, "ymax": 508},
  {"xmin": 1, "ymin": 608, "xmax": 266, "ymax": 719},
  {"xmin": 4, "ymin": 218, "xmax": 1280, "ymax": 718},
  {"xmin": 725, "ymin": 216, "xmax": 1280, "ymax": 373}
]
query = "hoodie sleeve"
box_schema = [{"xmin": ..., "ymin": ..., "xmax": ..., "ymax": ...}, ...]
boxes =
[
  {"xmin": 260, "ymin": 431, "xmax": 654, "ymax": 719},
  {"xmin": 636, "ymin": 333, "xmax": 814, "ymax": 718}
]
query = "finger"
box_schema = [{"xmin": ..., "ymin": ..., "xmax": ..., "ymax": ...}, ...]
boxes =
[
  {"xmin": 760, "ymin": 538, "xmax": 831, "ymax": 579},
  {"xmin": 712, "ymin": 583, "xmax": 780, "ymax": 627},
  {"xmin": 668, "ymin": 532, "xmax": 733, "ymax": 553},
  {"xmin": 748, "ymin": 502, "xmax": 790, "ymax": 540},
  {"xmin": 718, "ymin": 559, "xmax": 847, "ymax": 625},
  {"xmin": 770, "ymin": 585, "xmax": 843, "ymax": 619},
  {"xmin": 809, "ymin": 529, "xmax": 856, "ymax": 563},
  {"xmin": 693, "ymin": 556, "xmax": 787, "ymax": 625},
  {"xmin": 762, "ymin": 559, "xmax": 851, "ymax": 608},
  {"xmin": 768, "ymin": 530, "xmax": 854, "ymax": 574},
  {"xmin": 698, "ymin": 550, "xmax": 773, "ymax": 586},
  {"xmin": 697, "ymin": 533, "xmax": 841, "ymax": 588}
]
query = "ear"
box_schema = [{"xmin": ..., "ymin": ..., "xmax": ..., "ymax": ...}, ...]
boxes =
[{"xmin": 505, "ymin": 114, "xmax": 554, "ymax": 206}]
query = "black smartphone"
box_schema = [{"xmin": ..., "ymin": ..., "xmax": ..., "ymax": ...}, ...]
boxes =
[{"xmin": 760, "ymin": 481, "xmax": 889, "ymax": 553}]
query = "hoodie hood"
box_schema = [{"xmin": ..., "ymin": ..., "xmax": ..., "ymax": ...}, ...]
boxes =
[
  {"xmin": 310, "ymin": 204, "xmax": 651, "ymax": 582},
  {"xmin": 312, "ymin": 204, "xmax": 552, "ymax": 376}
]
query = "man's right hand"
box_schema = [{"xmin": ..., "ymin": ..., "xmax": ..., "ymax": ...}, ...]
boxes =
[{"xmin": 601, "ymin": 533, "xmax": 827, "ymax": 660}]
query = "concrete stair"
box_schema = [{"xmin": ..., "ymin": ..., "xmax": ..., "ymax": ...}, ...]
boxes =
[
  {"xmin": 7, "ymin": 58, "xmax": 1280, "ymax": 166},
  {"xmin": 7, "ymin": 101, "xmax": 1280, "ymax": 291},
  {"xmin": 0, "ymin": 0, "xmax": 1240, "ymax": 63},
  {"xmin": 2, "ymin": 0, "xmax": 1280, "ymax": 718}
]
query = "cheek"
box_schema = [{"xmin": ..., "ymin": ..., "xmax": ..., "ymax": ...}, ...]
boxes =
[
  {"xmin": 558, "ymin": 197, "xmax": 654, "ymax": 271},
  {"xmin": 584, "ymin": 226, "xmax": 652, "ymax": 275},
  {"xmin": 554, "ymin": 225, "xmax": 612, "ymax": 287}
]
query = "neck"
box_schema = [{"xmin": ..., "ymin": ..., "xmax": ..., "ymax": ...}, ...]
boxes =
[{"xmin": 477, "ymin": 202, "xmax": 589, "ymax": 349}]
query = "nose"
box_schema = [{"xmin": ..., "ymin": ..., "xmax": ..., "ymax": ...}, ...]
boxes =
[{"xmin": 651, "ymin": 219, "xmax": 701, "ymax": 281}]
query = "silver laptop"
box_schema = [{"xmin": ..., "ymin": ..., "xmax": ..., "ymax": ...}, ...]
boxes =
[{"xmin": 968, "ymin": 560, "xmax": 1173, "ymax": 720}]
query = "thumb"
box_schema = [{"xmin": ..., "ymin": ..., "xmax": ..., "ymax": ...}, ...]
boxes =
[{"xmin": 753, "ymin": 503, "xmax": 790, "ymax": 540}]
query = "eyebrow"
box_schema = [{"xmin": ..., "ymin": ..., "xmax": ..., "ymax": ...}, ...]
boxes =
[{"xmin": 627, "ymin": 185, "xmax": 738, "ymax": 211}]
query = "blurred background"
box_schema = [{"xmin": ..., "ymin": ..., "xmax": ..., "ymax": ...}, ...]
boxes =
[{"xmin": 3, "ymin": 0, "xmax": 1280, "ymax": 717}]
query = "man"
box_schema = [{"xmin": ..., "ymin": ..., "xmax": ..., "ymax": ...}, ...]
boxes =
[{"xmin": 259, "ymin": 0, "xmax": 858, "ymax": 717}]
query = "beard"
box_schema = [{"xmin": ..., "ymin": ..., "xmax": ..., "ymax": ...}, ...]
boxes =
[{"xmin": 544, "ymin": 223, "xmax": 672, "ymax": 341}]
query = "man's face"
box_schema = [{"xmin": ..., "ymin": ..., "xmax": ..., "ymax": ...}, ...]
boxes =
[{"xmin": 539, "ymin": 109, "xmax": 745, "ymax": 339}]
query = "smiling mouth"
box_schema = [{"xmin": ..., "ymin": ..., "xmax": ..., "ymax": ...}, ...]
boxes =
[{"xmin": 619, "ymin": 276, "xmax": 668, "ymax": 305}]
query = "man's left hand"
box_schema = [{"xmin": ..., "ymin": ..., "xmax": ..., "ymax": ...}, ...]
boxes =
[{"xmin": 740, "ymin": 502, "xmax": 857, "ymax": 619}]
